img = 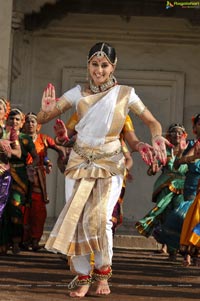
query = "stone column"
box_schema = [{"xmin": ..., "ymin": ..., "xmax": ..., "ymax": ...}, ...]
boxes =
[{"xmin": 0, "ymin": 0, "xmax": 13, "ymax": 97}]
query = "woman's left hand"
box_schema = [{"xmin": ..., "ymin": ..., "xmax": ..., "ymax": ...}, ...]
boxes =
[{"xmin": 152, "ymin": 135, "xmax": 172, "ymax": 165}]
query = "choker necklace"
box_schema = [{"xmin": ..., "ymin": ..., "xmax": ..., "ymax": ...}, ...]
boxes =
[{"xmin": 89, "ymin": 75, "xmax": 117, "ymax": 94}]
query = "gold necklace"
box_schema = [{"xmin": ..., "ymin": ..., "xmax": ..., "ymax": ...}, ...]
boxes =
[{"xmin": 89, "ymin": 75, "xmax": 117, "ymax": 94}]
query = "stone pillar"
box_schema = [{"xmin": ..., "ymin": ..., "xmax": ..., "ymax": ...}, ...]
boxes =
[{"xmin": 0, "ymin": 0, "xmax": 13, "ymax": 97}]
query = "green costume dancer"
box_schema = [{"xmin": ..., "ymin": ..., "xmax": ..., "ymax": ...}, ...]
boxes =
[{"xmin": 135, "ymin": 124, "xmax": 188, "ymax": 256}]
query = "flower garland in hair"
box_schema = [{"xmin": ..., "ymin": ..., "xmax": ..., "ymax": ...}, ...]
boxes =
[
  {"xmin": 0, "ymin": 97, "xmax": 11, "ymax": 120},
  {"xmin": 181, "ymin": 132, "xmax": 188, "ymax": 139}
]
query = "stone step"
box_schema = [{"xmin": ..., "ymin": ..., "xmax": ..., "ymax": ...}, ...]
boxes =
[{"xmin": 40, "ymin": 231, "xmax": 161, "ymax": 250}]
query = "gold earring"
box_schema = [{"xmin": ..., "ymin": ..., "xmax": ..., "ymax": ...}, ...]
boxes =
[{"xmin": 109, "ymin": 72, "xmax": 114, "ymax": 80}]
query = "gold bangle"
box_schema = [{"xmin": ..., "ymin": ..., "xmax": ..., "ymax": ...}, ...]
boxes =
[
  {"xmin": 11, "ymin": 140, "xmax": 19, "ymax": 146},
  {"xmin": 152, "ymin": 134, "xmax": 162, "ymax": 139},
  {"xmin": 135, "ymin": 141, "xmax": 145, "ymax": 151}
]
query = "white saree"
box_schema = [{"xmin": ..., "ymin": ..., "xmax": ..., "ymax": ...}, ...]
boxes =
[{"xmin": 43, "ymin": 84, "xmax": 146, "ymax": 272}]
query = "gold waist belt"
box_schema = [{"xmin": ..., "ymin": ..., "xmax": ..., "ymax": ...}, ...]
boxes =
[{"xmin": 73, "ymin": 142, "xmax": 122, "ymax": 164}]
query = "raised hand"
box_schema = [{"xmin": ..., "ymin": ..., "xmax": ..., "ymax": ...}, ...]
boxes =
[
  {"xmin": 54, "ymin": 119, "xmax": 69, "ymax": 143},
  {"xmin": 42, "ymin": 83, "xmax": 56, "ymax": 112}
]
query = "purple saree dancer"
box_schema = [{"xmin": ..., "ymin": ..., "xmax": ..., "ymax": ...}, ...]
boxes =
[
  {"xmin": 0, "ymin": 97, "xmax": 11, "ymax": 223},
  {"xmin": 0, "ymin": 98, "xmax": 22, "ymax": 255}
]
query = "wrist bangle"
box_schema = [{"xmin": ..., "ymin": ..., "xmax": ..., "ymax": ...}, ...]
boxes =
[
  {"xmin": 152, "ymin": 134, "xmax": 162, "ymax": 139},
  {"xmin": 11, "ymin": 140, "xmax": 19, "ymax": 146},
  {"xmin": 135, "ymin": 141, "xmax": 144, "ymax": 151},
  {"xmin": 55, "ymin": 136, "xmax": 69, "ymax": 145}
]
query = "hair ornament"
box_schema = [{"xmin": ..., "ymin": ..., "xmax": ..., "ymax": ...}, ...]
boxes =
[
  {"xmin": 87, "ymin": 42, "xmax": 117, "ymax": 65},
  {"xmin": 25, "ymin": 112, "xmax": 37, "ymax": 121},
  {"xmin": 167, "ymin": 123, "xmax": 186, "ymax": 133}
]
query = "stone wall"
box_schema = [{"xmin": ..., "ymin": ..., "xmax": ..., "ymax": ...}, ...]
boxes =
[
  {"xmin": 7, "ymin": 12, "xmax": 200, "ymax": 230},
  {"xmin": 0, "ymin": 0, "xmax": 13, "ymax": 97}
]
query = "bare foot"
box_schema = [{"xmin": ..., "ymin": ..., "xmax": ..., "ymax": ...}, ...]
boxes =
[
  {"xmin": 160, "ymin": 244, "xmax": 167, "ymax": 254},
  {"xmin": 69, "ymin": 285, "xmax": 90, "ymax": 298},
  {"xmin": 95, "ymin": 279, "xmax": 111, "ymax": 295},
  {"xmin": 183, "ymin": 254, "xmax": 191, "ymax": 267},
  {"xmin": 156, "ymin": 244, "xmax": 168, "ymax": 254}
]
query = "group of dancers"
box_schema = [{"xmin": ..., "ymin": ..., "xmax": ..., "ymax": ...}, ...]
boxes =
[
  {"xmin": 0, "ymin": 104, "xmax": 65, "ymax": 255},
  {"xmin": 0, "ymin": 42, "xmax": 199, "ymax": 299},
  {"xmin": 136, "ymin": 117, "xmax": 200, "ymax": 267}
]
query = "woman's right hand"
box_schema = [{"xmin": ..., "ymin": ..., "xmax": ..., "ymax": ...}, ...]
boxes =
[{"xmin": 41, "ymin": 83, "xmax": 56, "ymax": 112}]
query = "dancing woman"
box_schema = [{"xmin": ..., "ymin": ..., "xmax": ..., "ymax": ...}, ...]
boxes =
[
  {"xmin": 37, "ymin": 42, "xmax": 168, "ymax": 298},
  {"xmin": 6, "ymin": 109, "xmax": 38, "ymax": 254},
  {"xmin": 176, "ymin": 114, "xmax": 200, "ymax": 266},
  {"xmin": 135, "ymin": 123, "xmax": 188, "ymax": 260},
  {"xmin": 0, "ymin": 98, "xmax": 21, "ymax": 255},
  {"xmin": 22, "ymin": 112, "xmax": 65, "ymax": 251}
]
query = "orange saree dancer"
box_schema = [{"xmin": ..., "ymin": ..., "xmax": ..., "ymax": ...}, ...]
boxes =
[{"xmin": 23, "ymin": 133, "xmax": 57, "ymax": 250}]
